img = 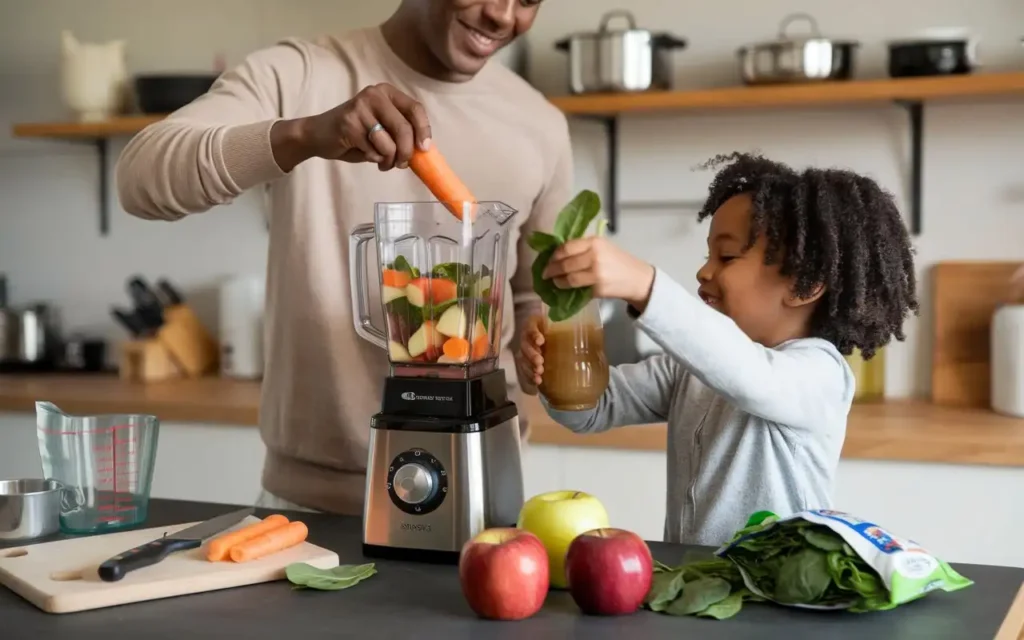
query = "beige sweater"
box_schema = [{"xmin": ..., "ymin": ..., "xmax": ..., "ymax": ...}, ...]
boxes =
[{"xmin": 115, "ymin": 27, "xmax": 574, "ymax": 514}]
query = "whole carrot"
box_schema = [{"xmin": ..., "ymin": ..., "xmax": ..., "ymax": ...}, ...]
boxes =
[
  {"xmin": 206, "ymin": 514, "xmax": 289, "ymax": 562},
  {"xmin": 408, "ymin": 145, "xmax": 477, "ymax": 221},
  {"xmin": 229, "ymin": 521, "xmax": 309, "ymax": 563}
]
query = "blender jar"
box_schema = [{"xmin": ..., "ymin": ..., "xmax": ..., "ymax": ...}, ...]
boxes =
[
  {"xmin": 350, "ymin": 201, "xmax": 517, "ymax": 378},
  {"xmin": 538, "ymin": 298, "xmax": 610, "ymax": 411}
]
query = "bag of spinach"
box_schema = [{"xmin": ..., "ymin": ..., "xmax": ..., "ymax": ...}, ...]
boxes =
[
  {"xmin": 527, "ymin": 189, "xmax": 604, "ymax": 322},
  {"xmin": 715, "ymin": 509, "xmax": 973, "ymax": 613}
]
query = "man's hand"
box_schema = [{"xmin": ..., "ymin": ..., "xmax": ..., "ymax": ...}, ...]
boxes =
[
  {"xmin": 542, "ymin": 237, "xmax": 656, "ymax": 311},
  {"xmin": 271, "ymin": 83, "xmax": 432, "ymax": 173}
]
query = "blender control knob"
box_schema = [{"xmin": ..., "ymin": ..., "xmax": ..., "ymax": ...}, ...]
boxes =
[{"xmin": 392, "ymin": 463, "xmax": 435, "ymax": 505}]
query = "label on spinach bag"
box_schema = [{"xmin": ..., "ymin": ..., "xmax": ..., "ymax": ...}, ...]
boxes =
[{"xmin": 715, "ymin": 509, "xmax": 974, "ymax": 612}]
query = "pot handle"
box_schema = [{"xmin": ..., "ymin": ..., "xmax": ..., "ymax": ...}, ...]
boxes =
[
  {"xmin": 652, "ymin": 34, "xmax": 688, "ymax": 50},
  {"xmin": 778, "ymin": 12, "xmax": 822, "ymax": 39},
  {"xmin": 599, "ymin": 9, "xmax": 638, "ymax": 33},
  {"xmin": 349, "ymin": 223, "xmax": 388, "ymax": 350},
  {"xmin": 554, "ymin": 38, "xmax": 569, "ymax": 52}
]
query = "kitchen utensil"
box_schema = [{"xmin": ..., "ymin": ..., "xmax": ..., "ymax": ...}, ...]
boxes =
[
  {"xmin": 555, "ymin": 10, "xmax": 687, "ymax": 94},
  {"xmin": 737, "ymin": 13, "xmax": 859, "ymax": 85},
  {"xmin": 0, "ymin": 277, "xmax": 60, "ymax": 369},
  {"xmin": 887, "ymin": 30, "xmax": 977, "ymax": 77},
  {"xmin": 97, "ymin": 507, "xmax": 253, "ymax": 582},
  {"xmin": 36, "ymin": 401, "xmax": 160, "ymax": 534},
  {"xmin": 0, "ymin": 516, "xmax": 339, "ymax": 614},
  {"xmin": 0, "ymin": 274, "xmax": 16, "ymax": 363},
  {"xmin": 155, "ymin": 278, "xmax": 185, "ymax": 306},
  {"xmin": 219, "ymin": 275, "xmax": 265, "ymax": 379},
  {"xmin": 0, "ymin": 479, "xmax": 61, "ymax": 542},
  {"xmin": 350, "ymin": 200, "xmax": 524, "ymax": 563},
  {"xmin": 126, "ymin": 276, "xmax": 164, "ymax": 330},
  {"xmin": 62, "ymin": 336, "xmax": 107, "ymax": 372},
  {"xmin": 932, "ymin": 261, "xmax": 1022, "ymax": 407},
  {"xmin": 110, "ymin": 306, "xmax": 147, "ymax": 337},
  {"xmin": 133, "ymin": 73, "xmax": 218, "ymax": 114}
]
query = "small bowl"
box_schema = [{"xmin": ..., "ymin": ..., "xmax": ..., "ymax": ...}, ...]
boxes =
[{"xmin": 0, "ymin": 479, "xmax": 61, "ymax": 542}]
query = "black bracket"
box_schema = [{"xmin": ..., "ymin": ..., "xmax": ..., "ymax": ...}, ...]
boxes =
[
  {"xmin": 578, "ymin": 115, "xmax": 619, "ymax": 234},
  {"xmin": 895, "ymin": 100, "xmax": 923, "ymax": 236},
  {"xmin": 96, "ymin": 138, "xmax": 110, "ymax": 236}
]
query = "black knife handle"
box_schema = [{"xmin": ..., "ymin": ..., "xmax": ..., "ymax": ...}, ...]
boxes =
[
  {"xmin": 156, "ymin": 278, "xmax": 184, "ymax": 306},
  {"xmin": 98, "ymin": 537, "xmax": 201, "ymax": 582}
]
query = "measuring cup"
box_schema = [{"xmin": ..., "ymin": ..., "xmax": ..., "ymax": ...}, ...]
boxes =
[{"xmin": 35, "ymin": 401, "xmax": 160, "ymax": 534}]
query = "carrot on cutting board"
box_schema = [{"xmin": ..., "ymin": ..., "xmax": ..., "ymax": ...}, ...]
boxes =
[
  {"xmin": 229, "ymin": 521, "xmax": 309, "ymax": 563},
  {"xmin": 408, "ymin": 145, "xmax": 477, "ymax": 221},
  {"xmin": 206, "ymin": 514, "xmax": 290, "ymax": 562}
]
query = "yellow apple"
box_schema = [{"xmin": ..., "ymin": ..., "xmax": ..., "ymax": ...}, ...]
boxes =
[{"xmin": 516, "ymin": 490, "xmax": 610, "ymax": 589}]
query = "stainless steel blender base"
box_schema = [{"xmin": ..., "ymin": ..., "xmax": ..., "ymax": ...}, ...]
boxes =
[{"xmin": 362, "ymin": 410, "xmax": 524, "ymax": 563}]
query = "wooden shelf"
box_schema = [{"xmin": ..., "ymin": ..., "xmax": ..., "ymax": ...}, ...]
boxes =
[
  {"xmin": 11, "ymin": 115, "xmax": 165, "ymax": 140},
  {"xmin": 550, "ymin": 71, "xmax": 1024, "ymax": 236},
  {"xmin": 549, "ymin": 71, "xmax": 1024, "ymax": 116}
]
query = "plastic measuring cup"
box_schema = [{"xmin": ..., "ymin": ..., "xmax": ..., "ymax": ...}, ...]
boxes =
[{"xmin": 35, "ymin": 401, "xmax": 160, "ymax": 534}]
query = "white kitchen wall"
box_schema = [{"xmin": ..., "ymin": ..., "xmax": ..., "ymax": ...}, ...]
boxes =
[{"xmin": 3, "ymin": 0, "xmax": 1024, "ymax": 394}]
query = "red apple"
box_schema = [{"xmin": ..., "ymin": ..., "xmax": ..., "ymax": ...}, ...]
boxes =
[
  {"xmin": 565, "ymin": 528, "xmax": 654, "ymax": 616},
  {"xmin": 458, "ymin": 527, "xmax": 549, "ymax": 621}
]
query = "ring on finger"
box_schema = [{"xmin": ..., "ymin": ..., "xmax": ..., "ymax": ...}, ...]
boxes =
[{"xmin": 367, "ymin": 122, "xmax": 384, "ymax": 138}]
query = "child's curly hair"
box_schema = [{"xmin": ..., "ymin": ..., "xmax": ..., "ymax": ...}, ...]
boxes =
[{"xmin": 696, "ymin": 152, "xmax": 919, "ymax": 360}]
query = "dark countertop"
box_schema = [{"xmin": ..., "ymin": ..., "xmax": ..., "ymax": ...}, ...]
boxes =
[{"xmin": 1, "ymin": 499, "xmax": 1022, "ymax": 640}]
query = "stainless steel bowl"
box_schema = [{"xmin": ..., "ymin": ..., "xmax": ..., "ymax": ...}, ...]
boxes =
[{"xmin": 0, "ymin": 479, "xmax": 61, "ymax": 541}]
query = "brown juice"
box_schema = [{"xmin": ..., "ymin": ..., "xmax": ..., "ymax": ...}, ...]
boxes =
[{"xmin": 539, "ymin": 320, "xmax": 610, "ymax": 411}]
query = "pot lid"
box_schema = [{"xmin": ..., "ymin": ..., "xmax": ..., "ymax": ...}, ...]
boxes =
[{"xmin": 742, "ymin": 12, "xmax": 859, "ymax": 48}]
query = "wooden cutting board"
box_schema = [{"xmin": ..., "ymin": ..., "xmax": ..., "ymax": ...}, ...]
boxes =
[
  {"xmin": 0, "ymin": 516, "xmax": 339, "ymax": 614},
  {"xmin": 932, "ymin": 261, "xmax": 1023, "ymax": 407}
]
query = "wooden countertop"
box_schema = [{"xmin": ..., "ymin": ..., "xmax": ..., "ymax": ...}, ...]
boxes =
[{"xmin": 1, "ymin": 374, "xmax": 1023, "ymax": 467}]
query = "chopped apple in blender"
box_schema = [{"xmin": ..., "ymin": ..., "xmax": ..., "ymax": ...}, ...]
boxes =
[
  {"xmin": 474, "ymin": 275, "xmax": 492, "ymax": 297},
  {"xmin": 470, "ymin": 319, "xmax": 489, "ymax": 359},
  {"xmin": 406, "ymin": 277, "xmax": 458, "ymax": 308},
  {"xmin": 408, "ymin": 321, "xmax": 446, "ymax": 359},
  {"xmin": 382, "ymin": 286, "xmax": 406, "ymax": 304},
  {"xmin": 436, "ymin": 304, "xmax": 468, "ymax": 338},
  {"xmin": 388, "ymin": 341, "xmax": 412, "ymax": 362},
  {"xmin": 437, "ymin": 354, "xmax": 467, "ymax": 364}
]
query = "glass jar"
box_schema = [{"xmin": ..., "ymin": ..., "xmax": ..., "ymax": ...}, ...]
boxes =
[{"xmin": 538, "ymin": 299, "xmax": 610, "ymax": 411}]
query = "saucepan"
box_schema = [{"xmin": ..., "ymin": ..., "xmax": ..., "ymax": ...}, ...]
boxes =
[{"xmin": 737, "ymin": 13, "xmax": 859, "ymax": 85}]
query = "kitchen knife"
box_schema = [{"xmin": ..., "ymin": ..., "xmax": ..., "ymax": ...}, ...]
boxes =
[
  {"xmin": 98, "ymin": 507, "xmax": 254, "ymax": 582},
  {"xmin": 126, "ymin": 276, "xmax": 165, "ymax": 329},
  {"xmin": 155, "ymin": 278, "xmax": 185, "ymax": 306},
  {"xmin": 110, "ymin": 306, "xmax": 148, "ymax": 338}
]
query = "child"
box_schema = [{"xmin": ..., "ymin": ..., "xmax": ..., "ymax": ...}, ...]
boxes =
[{"xmin": 517, "ymin": 152, "xmax": 919, "ymax": 546}]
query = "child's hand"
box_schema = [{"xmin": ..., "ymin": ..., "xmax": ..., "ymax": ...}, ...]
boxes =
[
  {"xmin": 516, "ymin": 315, "xmax": 546, "ymax": 394},
  {"xmin": 542, "ymin": 237, "xmax": 656, "ymax": 309}
]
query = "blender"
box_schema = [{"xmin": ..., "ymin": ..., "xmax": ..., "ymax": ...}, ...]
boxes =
[{"xmin": 349, "ymin": 200, "xmax": 525, "ymax": 564}]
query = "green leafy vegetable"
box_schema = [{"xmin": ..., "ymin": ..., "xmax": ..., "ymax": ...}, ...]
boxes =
[
  {"xmin": 643, "ymin": 555, "xmax": 761, "ymax": 620},
  {"xmin": 285, "ymin": 562, "xmax": 377, "ymax": 591},
  {"xmin": 389, "ymin": 256, "xmax": 420, "ymax": 279},
  {"xmin": 528, "ymin": 190, "xmax": 603, "ymax": 322}
]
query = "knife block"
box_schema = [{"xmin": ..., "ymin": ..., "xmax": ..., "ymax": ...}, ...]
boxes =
[
  {"xmin": 117, "ymin": 304, "xmax": 218, "ymax": 382},
  {"xmin": 156, "ymin": 304, "xmax": 218, "ymax": 377}
]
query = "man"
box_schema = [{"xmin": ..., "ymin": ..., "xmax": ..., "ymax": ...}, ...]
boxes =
[{"xmin": 115, "ymin": 0, "xmax": 571, "ymax": 514}]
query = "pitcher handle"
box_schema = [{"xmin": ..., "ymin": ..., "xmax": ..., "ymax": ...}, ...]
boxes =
[{"xmin": 349, "ymin": 223, "xmax": 388, "ymax": 350}]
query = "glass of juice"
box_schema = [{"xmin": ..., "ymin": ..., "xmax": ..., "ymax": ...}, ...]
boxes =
[{"xmin": 538, "ymin": 299, "xmax": 610, "ymax": 411}]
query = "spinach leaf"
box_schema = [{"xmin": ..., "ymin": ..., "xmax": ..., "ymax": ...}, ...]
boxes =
[
  {"xmin": 799, "ymin": 526, "xmax": 847, "ymax": 552},
  {"xmin": 286, "ymin": 562, "xmax": 377, "ymax": 591},
  {"xmin": 774, "ymin": 548, "xmax": 832, "ymax": 604},
  {"xmin": 391, "ymin": 256, "xmax": 419, "ymax": 279},
  {"xmin": 553, "ymin": 189, "xmax": 602, "ymax": 242},
  {"xmin": 666, "ymin": 577, "xmax": 732, "ymax": 616},
  {"xmin": 696, "ymin": 589, "xmax": 746, "ymax": 620},
  {"xmin": 645, "ymin": 570, "xmax": 685, "ymax": 612},
  {"xmin": 528, "ymin": 189, "xmax": 603, "ymax": 323}
]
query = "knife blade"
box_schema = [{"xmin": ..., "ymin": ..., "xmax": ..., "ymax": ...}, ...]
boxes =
[
  {"xmin": 98, "ymin": 507, "xmax": 254, "ymax": 582},
  {"xmin": 155, "ymin": 278, "xmax": 185, "ymax": 306}
]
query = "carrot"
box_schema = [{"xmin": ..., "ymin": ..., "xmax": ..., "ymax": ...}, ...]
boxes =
[
  {"xmin": 428, "ymin": 278, "xmax": 459, "ymax": 305},
  {"xmin": 471, "ymin": 334, "xmax": 489, "ymax": 359},
  {"xmin": 443, "ymin": 337, "xmax": 470, "ymax": 360},
  {"xmin": 408, "ymin": 145, "xmax": 477, "ymax": 221},
  {"xmin": 229, "ymin": 521, "xmax": 309, "ymax": 563},
  {"xmin": 206, "ymin": 514, "xmax": 289, "ymax": 562},
  {"xmin": 382, "ymin": 269, "xmax": 412, "ymax": 288}
]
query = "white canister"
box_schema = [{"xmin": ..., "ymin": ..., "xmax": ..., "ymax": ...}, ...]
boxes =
[
  {"xmin": 219, "ymin": 275, "xmax": 265, "ymax": 379},
  {"xmin": 59, "ymin": 30, "xmax": 128, "ymax": 122},
  {"xmin": 990, "ymin": 304, "xmax": 1024, "ymax": 417}
]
